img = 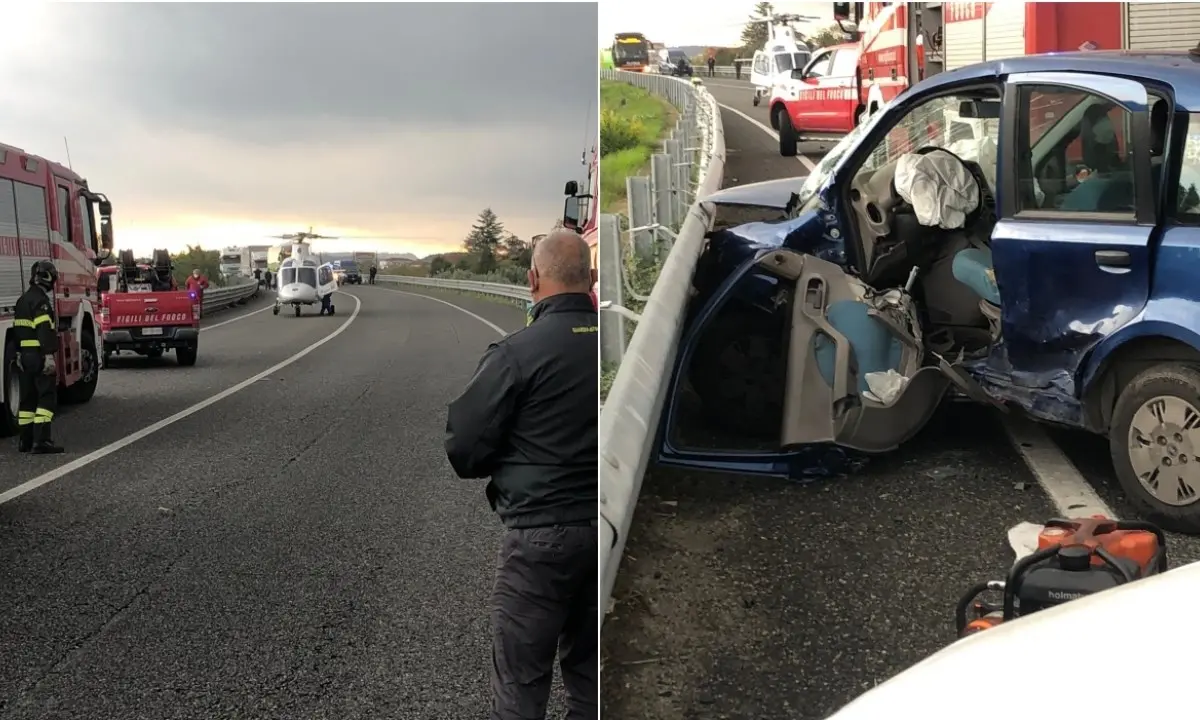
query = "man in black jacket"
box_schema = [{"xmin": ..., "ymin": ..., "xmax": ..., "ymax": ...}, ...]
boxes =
[{"xmin": 445, "ymin": 229, "xmax": 597, "ymax": 720}]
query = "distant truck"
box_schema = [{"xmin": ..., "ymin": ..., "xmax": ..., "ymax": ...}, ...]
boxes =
[
  {"xmin": 96, "ymin": 250, "xmax": 200, "ymax": 367},
  {"xmin": 219, "ymin": 246, "xmax": 251, "ymax": 279},
  {"xmin": 250, "ymin": 249, "xmax": 268, "ymax": 272},
  {"xmin": 353, "ymin": 251, "xmax": 377, "ymax": 270}
]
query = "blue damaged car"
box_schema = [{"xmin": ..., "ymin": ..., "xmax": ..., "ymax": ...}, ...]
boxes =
[{"xmin": 659, "ymin": 50, "xmax": 1200, "ymax": 533}]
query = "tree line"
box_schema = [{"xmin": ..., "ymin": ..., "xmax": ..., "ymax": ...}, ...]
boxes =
[{"xmin": 421, "ymin": 208, "xmax": 534, "ymax": 285}]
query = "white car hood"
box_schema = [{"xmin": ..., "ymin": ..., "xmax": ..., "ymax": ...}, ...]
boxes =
[{"xmin": 829, "ymin": 559, "xmax": 1200, "ymax": 719}]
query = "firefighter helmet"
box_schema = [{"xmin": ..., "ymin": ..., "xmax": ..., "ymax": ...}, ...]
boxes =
[{"xmin": 30, "ymin": 260, "xmax": 58, "ymax": 290}]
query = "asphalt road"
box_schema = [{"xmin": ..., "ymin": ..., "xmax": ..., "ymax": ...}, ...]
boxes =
[
  {"xmin": 600, "ymin": 84, "xmax": 1200, "ymax": 720},
  {"xmin": 0, "ymin": 284, "xmax": 544, "ymax": 719}
]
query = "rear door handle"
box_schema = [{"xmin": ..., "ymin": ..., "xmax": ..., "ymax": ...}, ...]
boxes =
[{"xmin": 1095, "ymin": 250, "xmax": 1130, "ymax": 268}]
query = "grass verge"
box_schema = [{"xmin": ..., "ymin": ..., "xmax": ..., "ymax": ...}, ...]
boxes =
[{"xmin": 600, "ymin": 80, "xmax": 676, "ymax": 216}]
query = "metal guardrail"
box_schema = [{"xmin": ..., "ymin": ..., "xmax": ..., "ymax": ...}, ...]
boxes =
[
  {"xmin": 374, "ymin": 274, "xmax": 532, "ymax": 302},
  {"xmin": 598, "ymin": 70, "xmax": 725, "ymax": 615},
  {"xmin": 597, "ymin": 71, "xmax": 718, "ymax": 366},
  {"xmin": 642, "ymin": 65, "xmax": 749, "ymax": 80},
  {"xmin": 200, "ymin": 280, "xmax": 259, "ymax": 314}
]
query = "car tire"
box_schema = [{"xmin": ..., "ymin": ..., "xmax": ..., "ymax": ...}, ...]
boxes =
[
  {"xmin": 778, "ymin": 113, "xmax": 799, "ymax": 157},
  {"xmin": 1110, "ymin": 363, "xmax": 1200, "ymax": 533},
  {"xmin": 752, "ymin": 94, "xmax": 761, "ymax": 107},
  {"xmin": 176, "ymin": 343, "xmax": 198, "ymax": 367}
]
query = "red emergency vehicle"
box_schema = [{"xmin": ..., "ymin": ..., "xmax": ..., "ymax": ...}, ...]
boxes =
[
  {"xmin": 773, "ymin": 1, "xmax": 1191, "ymax": 156},
  {"xmin": 0, "ymin": 142, "xmax": 110, "ymax": 436},
  {"xmin": 96, "ymin": 250, "xmax": 201, "ymax": 368},
  {"xmin": 769, "ymin": 42, "xmax": 862, "ymax": 150}
]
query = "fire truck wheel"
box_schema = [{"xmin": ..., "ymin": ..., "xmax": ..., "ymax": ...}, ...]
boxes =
[
  {"xmin": 0, "ymin": 339, "xmax": 18, "ymax": 437},
  {"xmin": 60, "ymin": 328, "xmax": 99, "ymax": 405},
  {"xmin": 752, "ymin": 93, "xmax": 760, "ymax": 107},
  {"xmin": 101, "ymin": 351, "xmax": 112, "ymax": 369},
  {"xmin": 272, "ymin": 304, "xmax": 280, "ymax": 316},
  {"xmin": 176, "ymin": 344, "xmax": 198, "ymax": 367},
  {"xmin": 778, "ymin": 113, "xmax": 798, "ymax": 158},
  {"xmin": 294, "ymin": 305, "xmax": 301, "ymax": 317}
]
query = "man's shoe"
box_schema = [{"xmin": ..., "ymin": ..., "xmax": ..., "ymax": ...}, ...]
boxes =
[
  {"xmin": 18, "ymin": 428, "xmax": 33, "ymax": 452},
  {"xmin": 31, "ymin": 441, "xmax": 64, "ymax": 455}
]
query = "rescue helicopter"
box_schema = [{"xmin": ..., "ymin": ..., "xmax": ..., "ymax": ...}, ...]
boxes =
[
  {"xmin": 267, "ymin": 228, "xmax": 341, "ymax": 317},
  {"xmin": 745, "ymin": 12, "xmax": 821, "ymax": 107}
]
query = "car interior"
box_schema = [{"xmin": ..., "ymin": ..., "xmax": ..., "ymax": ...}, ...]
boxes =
[{"xmin": 675, "ymin": 83, "xmax": 1170, "ymax": 455}]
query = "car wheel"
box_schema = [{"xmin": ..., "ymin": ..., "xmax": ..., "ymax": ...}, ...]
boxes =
[
  {"xmin": 1110, "ymin": 363, "xmax": 1200, "ymax": 533},
  {"xmin": 176, "ymin": 343, "xmax": 198, "ymax": 367},
  {"xmin": 752, "ymin": 93, "xmax": 761, "ymax": 107},
  {"xmin": 778, "ymin": 113, "xmax": 798, "ymax": 157}
]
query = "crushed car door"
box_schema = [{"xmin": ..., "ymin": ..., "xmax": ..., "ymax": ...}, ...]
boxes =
[
  {"xmin": 993, "ymin": 72, "xmax": 1155, "ymax": 380},
  {"xmin": 659, "ymin": 239, "xmax": 952, "ymax": 465}
]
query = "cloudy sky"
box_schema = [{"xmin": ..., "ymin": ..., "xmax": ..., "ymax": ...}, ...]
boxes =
[
  {"xmin": 1, "ymin": 2, "xmax": 598, "ymax": 257},
  {"xmin": 600, "ymin": 1, "xmax": 833, "ymax": 48}
]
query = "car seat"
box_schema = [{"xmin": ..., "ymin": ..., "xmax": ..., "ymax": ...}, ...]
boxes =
[{"xmin": 813, "ymin": 300, "xmax": 905, "ymax": 395}]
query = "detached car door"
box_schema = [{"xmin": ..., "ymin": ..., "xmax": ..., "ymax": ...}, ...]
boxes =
[{"xmin": 991, "ymin": 72, "xmax": 1156, "ymax": 381}]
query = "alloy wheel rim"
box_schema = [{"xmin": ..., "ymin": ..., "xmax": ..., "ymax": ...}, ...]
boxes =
[{"xmin": 1128, "ymin": 394, "xmax": 1200, "ymax": 507}]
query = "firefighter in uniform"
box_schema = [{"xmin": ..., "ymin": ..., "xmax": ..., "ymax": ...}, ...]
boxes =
[{"xmin": 14, "ymin": 260, "xmax": 65, "ymax": 454}]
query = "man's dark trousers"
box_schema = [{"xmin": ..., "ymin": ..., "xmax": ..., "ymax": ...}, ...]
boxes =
[
  {"xmin": 491, "ymin": 518, "xmax": 597, "ymax": 719},
  {"xmin": 18, "ymin": 351, "xmax": 57, "ymax": 444}
]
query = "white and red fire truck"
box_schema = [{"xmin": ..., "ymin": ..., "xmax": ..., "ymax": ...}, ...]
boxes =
[
  {"xmin": 772, "ymin": 2, "xmax": 1200, "ymax": 149},
  {"xmin": 0, "ymin": 142, "xmax": 111, "ymax": 436}
]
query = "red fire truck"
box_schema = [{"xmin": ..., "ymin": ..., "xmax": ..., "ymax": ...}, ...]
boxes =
[
  {"xmin": 0, "ymin": 142, "xmax": 111, "ymax": 436},
  {"xmin": 810, "ymin": 2, "xmax": 1196, "ymax": 134}
]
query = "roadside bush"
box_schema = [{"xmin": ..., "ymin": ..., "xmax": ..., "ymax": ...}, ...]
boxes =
[{"xmin": 601, "ymin": 109, "xmax": 644, "ymax": 156}]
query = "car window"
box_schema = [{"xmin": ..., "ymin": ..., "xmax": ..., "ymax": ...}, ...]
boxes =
[
  {"xmin": 1017, "ymin": 85, "xmax": 1134, "ymax": 216},
  {"xmin": 830, "ymin": 49, "xmax": 858, "ymax": 77},
  {"xmin": 858, "ymin": 94, "xmax": 1001, "ymax": 189},
  {"xmin": 806, "ymin": 52, "xmax": 833, "ymax": 78},
  {"xmin": 1175, "ymin": 114, "xmax": 1200, "ymax": 222}
]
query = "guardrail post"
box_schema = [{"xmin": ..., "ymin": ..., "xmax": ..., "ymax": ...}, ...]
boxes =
[
  {"xmin": 598, "ymin": 214, "xmax": 626, "ymax": 364},
  {"xmin": 650, "ymin": 153, "xmax": 675, "ymax": 233},
  {"xmin": 664, "ymin": 138, "xmax": 686, "ymax": 224},
  {"xmin": 626, "ymin": 176, "xmax": 654, "ymax": 261}
]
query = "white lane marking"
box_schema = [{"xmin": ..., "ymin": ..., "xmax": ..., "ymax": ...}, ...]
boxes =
[
  {"xmin": 202, "ymin": 303, "xmax": 272, "ymax": 331},
  {"xmin": 0, "ymin": 293, "xmax": 363, "ymax": 506},
  {"xmin": 703, "ymin": 80, "xmax": 754, "ymax": 90},
  {"xmin": 370, "ymin": 285, "xmax": 508, "ymax": 337},
  {"xmin": 719, "ymin": 102, "xmax": 818, "ymax": 172},
  {"xmin": 1002, "ymin": 414, "xmax": 1113, "ymax": 517},
  {"xmin": 726, "ymin": 94, "xmax": 1103, "ymax": 519}
]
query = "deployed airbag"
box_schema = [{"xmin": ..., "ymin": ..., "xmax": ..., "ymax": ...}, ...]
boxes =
[{"xmin": 894, "ymin": 150, "xmax": 980, "ymax": 229}]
